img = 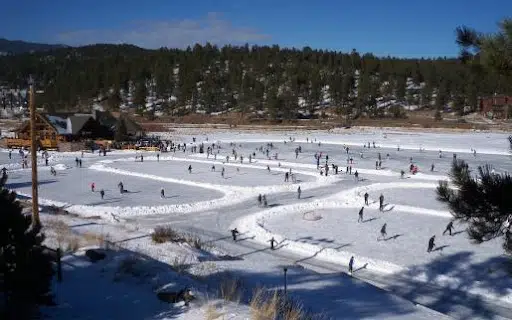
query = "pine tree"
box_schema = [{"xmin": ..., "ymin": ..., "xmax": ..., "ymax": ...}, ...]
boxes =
[
  {"xmin": 114, "ymin": 117, "xmax": 128, "ymax": 142},
  {"xmin": 437, "ymin": 138, "xmax": 512, "ymax": 253},
  {"xmin": 0, "ymin": 176, "xmax": 55, "ymax": 319},
  {"xmin": 438, "ymin": 19, "xmax": 512, "ymax": 255}
]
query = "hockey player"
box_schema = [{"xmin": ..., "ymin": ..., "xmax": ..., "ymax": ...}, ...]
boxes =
[
  {"xmin": 443, "ymin": 221, "xmax": 454, "ymax": 236},
  {"xmin": 231, "ymin": 228, "xmax": 240, "ymax": 241},
  {"xmin": 427, "ymin": 235, "xmax": 436, "ymax": 252},
  {"xmin": 358, "ymin": 207, "xmax": 364, "ymax": 223},
  {"xmin": 364, "ymin": 192, "xmax": 369, "ymax": 206},
  {"xmin": 379, "ymin": 194, "xmax": 384, "ymax": 211}
]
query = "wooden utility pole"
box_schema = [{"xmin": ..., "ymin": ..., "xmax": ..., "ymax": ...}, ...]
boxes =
[{"xmin": 28, "ymin": 77, "xmax": 41, "ymax": 230}]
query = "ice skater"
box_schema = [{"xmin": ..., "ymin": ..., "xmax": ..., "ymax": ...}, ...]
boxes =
[
  {"xmin": 297, "ymin": 186, "xmax": 301, "ymax": 199},
  {"xmin": 348, "ymin": 256, "xmax": 355, "ymax": 275},
  {"xmin": 354, "ymin": 170, "xmax": 359, "ymax": 181},
  {"xmin": 443, "ymin": 221, "xmax": 454, "ymax": 236},
  {"xmin": 100, "ymin": 189, "xmax": 105, "ymax": 199},
  {"xmin": 221, "ymin": 167, "xmax": 225, "ymax": 178},
  {"xmin": 379, "ymin": 194, "xmax": 384, "ymax": 211},
  {"xmin": 91, "ymin": 182, "xmax": 95, "ymax": 192},
  {"xmin": 427, "ymin": 235, "xmax": 436, "ymax": 252},
  {"xmin": 160, "ymin": 188, "xmax": 165, "ymax": 198},
  {"xmin": 50, "ymin": 166, "xmax": 57, "ymax": 176},
  {"xmin": 211, "ymin": 164, "xmax": 216, "ymax": 172},
  {"xmin": 231, "ymin": 228, "xmax": 239, "ymax": 241},
  {"xmin": 188, "ymin": 164, "xmax": 192, "ymax": 173},
  {"xmin": 358, "ymin": 207, "xmax": 364, "ymax": 223},
  {"xmin": 379, "ymin": 223, "xmax": 387, "ymax": 240},
  {"xmin": 431, "ymin": 163, "xmax": 435, "ymax": 172},
  {"xmin": 364, "ymin": 192, "xmax": 369, "ymax": 206},
  {"xmin": 269, "ymin": 237, "xmax": 277, "ymax": 250},
  {"xmin": 258, "ymin": 194, "xmax": 262, "ymax": 205},
  {"xmin": 118, "ymin": 181, "xmax": 124, "ymax": 194}
]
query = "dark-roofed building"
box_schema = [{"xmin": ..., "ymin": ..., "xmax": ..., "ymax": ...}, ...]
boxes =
[
  {"xmin": 117, "ymin": 114, "xmax": 145, "ymax": 138},
  {"xmin": 92, "ymin": 110, "xmax": 144, "ymax": 139}
]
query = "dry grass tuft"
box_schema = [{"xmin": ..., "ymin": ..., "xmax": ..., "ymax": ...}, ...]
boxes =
[
  {"xmin": 44, "ymin": 218, "xmax": 108, "ymax": 253},
  {"xmin": 151, "ymin": 226, "xmax": 181, "ymax": 243},
  {"xmin": 205, "ymin": 303, "xmax": 224, "ymax": 320},
  {"xmin": 170, "ymin": 255, "xmax": 190, "ymax": 274},
  {"xmin": 81, "ymin": 232, "xmax": 107, "ymax": 246},
  {"xmin": 249, "ymin": 288, "xmax": 308, "ymax": 320},
  {"xmin": 219, "ymin": 274, "xmax": 243, "ymax": 303},
  {"xmin": 151, "ymin": 226, "xmax": 212, "ymax": 251}
]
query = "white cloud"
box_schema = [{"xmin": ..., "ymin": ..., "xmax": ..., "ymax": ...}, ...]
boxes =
[{"xmin": 56, "ymin": 12, "xmax": 270, "ymax": 48}]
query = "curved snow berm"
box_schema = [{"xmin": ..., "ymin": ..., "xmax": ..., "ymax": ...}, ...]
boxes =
[
  {"xmin": 16, "ymin": 158, "xmax": 339, "ymax": 221},
  {"xmin": 231, "ymin": 182, "xmax": 448, "ymax": 275},
  {"xmin": 109, "ymin": 155, "xmax": 321, "ymax": 178},
  {"xmin": 94, "ymin": 157, "xmax": 339, "ymax": 195}
]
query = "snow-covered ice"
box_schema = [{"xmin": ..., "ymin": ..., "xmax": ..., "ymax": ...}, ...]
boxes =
[{"xmin": 3, "ymin": 127, "xmax": 512, "ymax": 319}]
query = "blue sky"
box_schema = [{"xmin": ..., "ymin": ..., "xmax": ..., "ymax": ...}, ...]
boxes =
[{"xmin": 1, "ymin": 0, "xmax": 510, "ymax": 57}]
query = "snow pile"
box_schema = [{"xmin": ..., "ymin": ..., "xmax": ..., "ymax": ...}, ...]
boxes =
[{"xmin": 53, "ymin": 163, "xmax": 72, "ymax": 170}]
